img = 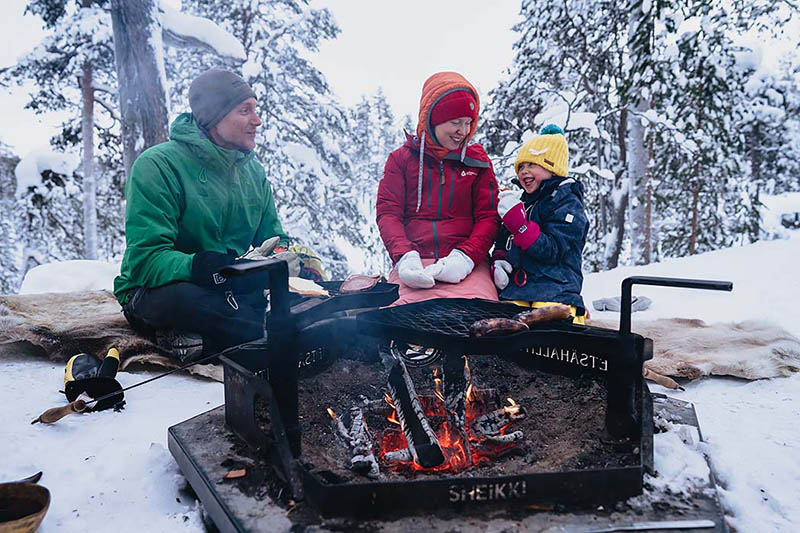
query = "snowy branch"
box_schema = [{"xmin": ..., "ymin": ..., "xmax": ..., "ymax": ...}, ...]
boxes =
[{"xmin": 158, "ymin": 3, "xmax": 246, "ymax": 61}]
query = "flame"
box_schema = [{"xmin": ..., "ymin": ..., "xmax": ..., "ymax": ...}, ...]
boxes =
[
  {"xmin": 432, "ymin": 368, "xmax": 445, "ymax": 402},
  {"xmin": 504, "ymin": 397, "xmax": 520, "ymax": 416},
  {"xmin": 376, "ymin": 358, "xmax": 524, "ymax": 474},
  {"xmin": 326, "ymin": 407, "xmax": 336, "ymax": 419},
  {"xmin": 383, "ymin": 392, "xmax": 394, "ymax": 407}
]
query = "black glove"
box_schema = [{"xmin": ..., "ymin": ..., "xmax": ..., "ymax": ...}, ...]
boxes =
[
  {"xmin": 191, "ymin": 249, "xmax": 270, "ymax": 295},
  {"xmin": 191, "ymin": 250, "xmax": 238, "ymax": 288}
]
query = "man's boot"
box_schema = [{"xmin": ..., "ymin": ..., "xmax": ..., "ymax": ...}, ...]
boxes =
[{"xmin": 156, "ymin": 329, "xmax": 204, "ymax": 363}]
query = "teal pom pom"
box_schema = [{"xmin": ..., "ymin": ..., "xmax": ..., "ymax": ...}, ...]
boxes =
[{"xmin": 540, "ymin": 124, "xmax": 564, "ymax": 135}]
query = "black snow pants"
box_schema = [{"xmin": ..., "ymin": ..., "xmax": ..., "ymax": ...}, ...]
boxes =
[{"xmin": 122, "ymin": 282, "xmax": 266, "ymax": 357}]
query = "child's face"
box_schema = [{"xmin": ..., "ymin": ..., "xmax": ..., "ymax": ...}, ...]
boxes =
[{"xmin": 517, "ymin": 162, "xmax": 553, "ymax": 194}]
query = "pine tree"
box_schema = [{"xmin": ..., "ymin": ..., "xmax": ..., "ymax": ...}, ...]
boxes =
[
  {"xmin": 347, "ymin": 89, "xmax": 402, "ymax": 274},
  {"xmin": 483, "ymin": 0, "xmax": 798, "ymax": 271}
]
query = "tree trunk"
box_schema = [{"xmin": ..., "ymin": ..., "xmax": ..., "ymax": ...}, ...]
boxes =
[
  {"xmin": 628, "ymin": 98, "xmax": 650, "ymax": 266},
  {"xmin": 604, "ymin": 109, "xmax": 628, "ymax": 271},
  {"xmin": 110, "ymin": 0, "xmax": 169, "ymax": 185},
  {"xmin": 81, "ymin": 60, "xmax": 98, "ymax": 260},
  {"xmin": 626, "ymin": 2, "xmax": 652, "ymax": 266},
  {"xmin": 689, "ymin": 177, "xmax": 700, "ymax": 255},
  {"xmin": 644, "ymin": 119, "xmax": 655, "ymax": 264}
]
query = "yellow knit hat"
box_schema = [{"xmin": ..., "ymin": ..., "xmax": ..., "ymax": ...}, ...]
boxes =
[{"xmin": 514, "ymin": 124, "xmax": 569, "ymax": 177}]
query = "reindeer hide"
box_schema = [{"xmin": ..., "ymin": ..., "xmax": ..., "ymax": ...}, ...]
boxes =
[
  {"xmin": 591, "ymin": 317, "xmax": 800, "ymax": 380},
  {"xmin": 0, "ymin": 291, "xmax": 221, "ymax": 381}
]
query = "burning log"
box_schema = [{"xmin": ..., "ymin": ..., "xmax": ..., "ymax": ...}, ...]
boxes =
[
  {"xmin": 442, "ymin": 351, "xmax": 472, "ymax": 465},
  {"xmin": 348, "ymin": 407, "xmax": 380, "ymax": 478},
  {"xmin": 327, "ymin": 407, "xmax": 380, "ymax": 478},
  {"xmin": 379, "ymin": 344, "xmax": 445, "ymax": 468},
  {"xmin": 485, "ymin": 430, "xmax": 524, "ymax": 444},
  {"xmin": 383, "ymin": 448, "xmax": 413, "ymax": 463},
  {"xmin": 470, "ymin": 399, "xmax": 527, "ymax": 438}
]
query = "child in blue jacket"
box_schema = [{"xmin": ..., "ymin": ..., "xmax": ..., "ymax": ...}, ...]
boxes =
[{"xmin": 492, "ymin": 124, "xmax": 589, "ymax": 324}]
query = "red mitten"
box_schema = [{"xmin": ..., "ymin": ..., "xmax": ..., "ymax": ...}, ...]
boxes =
[{"xmin": 502, "ymin": 203, "xmax": 540, "ymax": 250}]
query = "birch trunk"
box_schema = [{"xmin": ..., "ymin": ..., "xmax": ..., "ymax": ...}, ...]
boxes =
[
  {"xmin": 628, "ymin": 98, "xmax": 650, "ymax": 266},
  {"xmin": 603, "ymin": 109, "xmax": 628, "ymax": 270}
]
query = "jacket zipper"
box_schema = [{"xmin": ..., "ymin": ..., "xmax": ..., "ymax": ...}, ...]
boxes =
[{"xmin": 433, "ymin": 160, "xmax": 445, "ymax": 260}]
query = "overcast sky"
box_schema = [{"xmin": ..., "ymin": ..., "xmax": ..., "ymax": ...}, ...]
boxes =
[{"xmin": 0, "ymin": 0, "xmax": 521, "ymax": 157}]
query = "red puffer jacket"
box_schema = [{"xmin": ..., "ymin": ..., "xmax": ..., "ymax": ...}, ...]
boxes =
[{"xmin": 377, "ymin": 133, "xmax": 500, "ymax": 265}]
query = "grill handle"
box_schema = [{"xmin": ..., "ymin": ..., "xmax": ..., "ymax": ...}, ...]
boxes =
[
  {"xmin": 620, "ymin": 276, "xmax": 733, "ymax": 334},
  {"xmin": 220, "ymin": 257, "xmax": 290, "ymax": 318}
]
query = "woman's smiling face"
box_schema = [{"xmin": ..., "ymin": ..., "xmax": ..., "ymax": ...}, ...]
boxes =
[
  {"xmin": 517, "ymin": 162, "xmax": 553, "ymax": 193},
  {"xmin": 433, "ymin": 117, "xmax": 472, "ymax": 151}
]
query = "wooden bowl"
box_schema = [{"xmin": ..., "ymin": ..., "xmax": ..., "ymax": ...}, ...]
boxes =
[{"xmin": 0, "ymin": 482, "xmax": 50, "ymax": 533}]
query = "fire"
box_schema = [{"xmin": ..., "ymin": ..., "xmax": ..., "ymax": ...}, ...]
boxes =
[
  {"xmin": 504, "ymin": 397, "xmax": 520, "ymax": 416},
  {"xmin": 326, "ymin": 407, "xmax": 336, "ymax": 419},
  {"xmin": 433, "ymin": 368, "xmax": 444, "ymax": 402},
  {"xmin": 378, "ymin": 371, "xmax": 524, "ymax": 474}
]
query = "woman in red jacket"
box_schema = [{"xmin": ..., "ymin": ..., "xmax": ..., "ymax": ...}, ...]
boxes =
[{"xmin": 377, "ymin": 72, "xmax": 500, "ymax": 305}]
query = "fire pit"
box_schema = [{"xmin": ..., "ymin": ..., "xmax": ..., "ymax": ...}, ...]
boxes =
[{"xmin": 167, "ymin": 260, "xmax": 732, "ymax": 527}]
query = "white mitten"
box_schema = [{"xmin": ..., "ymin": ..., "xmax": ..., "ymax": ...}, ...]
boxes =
[
  {"xmin": 271, "ymin": 251, "xmax": 301, "ymax": 277},
  {"xmin": 397, "ymin": 250, "xmax": 435, "ymax": 289},
  {"xmin": 497, "ymin": 190, "xmax": 520, "ymax": 219},
  {"xmin": 432, "ymin": 249, "xmax": 474, "ymax": 284},
  {"xmin": 240, "ymin": 236, "xmax": 281, "ymax": 260},
  {"xmin": 492, "ymin": 259, "xmax": 512, "ymax": 290}
]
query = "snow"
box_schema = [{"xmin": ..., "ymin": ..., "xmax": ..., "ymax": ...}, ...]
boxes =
[
  {"xmin": 3, "ymin": 221, "xmax": 800, "ymax": 530},
  {"xmin": 158, "ymin": 1, "xmax": 246, "ymax": 61},
  {"xmin": 14, "ymin": 148, "xmax": 80, "ymax": 198},
  {"xmin": 19, "ymin": 261, "xmax": 120, "ymax": 295}
]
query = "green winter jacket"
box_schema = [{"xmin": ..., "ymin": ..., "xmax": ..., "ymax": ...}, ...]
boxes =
[{"xmin": 113, "ymin": 113, "xmax": 289, "ymax": 305}]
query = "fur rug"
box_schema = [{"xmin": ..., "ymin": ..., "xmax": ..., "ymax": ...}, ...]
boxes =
[
  {"xmin": 0, "ymin": 291, "xmax": 222, "ymax": 381},
  {"xmin": 2, "ymin": 291, "xmax": 799, "ymax": 384},
  {"xmin": 590, "ymin": 317, "xmax": 800, "ymax": 380}
]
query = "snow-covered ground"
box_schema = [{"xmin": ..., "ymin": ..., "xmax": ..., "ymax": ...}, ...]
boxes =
[{"xmin": 2, "ymin": 197, "xmax": 799, "ymax": 531}]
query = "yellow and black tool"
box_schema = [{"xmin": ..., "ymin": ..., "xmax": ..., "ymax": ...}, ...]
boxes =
[{"xmin": 63, "ymin": 347, "xmax": 124, "ymax": 411}]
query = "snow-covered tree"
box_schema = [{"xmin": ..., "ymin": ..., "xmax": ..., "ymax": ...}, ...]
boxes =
[
  {"xmin": 0, "ymin": 144, "xmax": 22, "ymax": 293},
  {"xmin": 168, "ymin": 0, "xmax": 378, "ymax": 277},
  {"xmin": 347, "ymin": 89, "xmax": 402, "ymax": 274},
  {"xmin": 483, "ymin": 0, "xmax": 798, "ymax": 271}
]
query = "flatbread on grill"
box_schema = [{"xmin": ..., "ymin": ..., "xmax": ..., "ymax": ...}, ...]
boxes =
[{"xmin": 288, "ymin": 277, "xmax": 329, "ymax": 297}]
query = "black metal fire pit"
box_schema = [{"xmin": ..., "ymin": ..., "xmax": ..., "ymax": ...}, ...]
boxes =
[{"xmin": 168, "ymin": 259, "xmax": 732, "ymax": 523}]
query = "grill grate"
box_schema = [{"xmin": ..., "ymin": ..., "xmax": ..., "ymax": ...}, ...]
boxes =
[{"xmin": 359, "ymin": 298, "xmax": 564, "ymax": 339}]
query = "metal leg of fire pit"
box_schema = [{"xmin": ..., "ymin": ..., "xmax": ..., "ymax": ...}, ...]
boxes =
[
  {"xmin": 222, "ymin": 355, "xmax": 304, "ymax": 500},
  {"xmin": 605, "ymin": 369, "xmax": 640, "ymax": 440}
]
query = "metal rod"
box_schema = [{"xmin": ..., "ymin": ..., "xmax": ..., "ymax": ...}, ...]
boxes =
[{"xmin": 620, "ymin": 276, "xmax": 733, "ymax": 334}]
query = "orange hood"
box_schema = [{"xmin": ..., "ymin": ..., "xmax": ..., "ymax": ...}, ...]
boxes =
[{"xmin": 416, "ymin": 72, "xmax": 480, "ymax": 160}]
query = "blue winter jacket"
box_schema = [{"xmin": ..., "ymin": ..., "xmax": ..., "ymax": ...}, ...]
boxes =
[{"xmin": 496, "ymin": 176, "xmax": 589, "ymax": 309}]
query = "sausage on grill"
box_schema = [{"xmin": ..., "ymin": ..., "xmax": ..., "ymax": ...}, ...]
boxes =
[
  {"xmin": 469, "ymin": 318, "xmax": 529, "ymax": 337},
  {"xmin": 513, "ymin": 304, "xmax": 572, "ymax": 327}
]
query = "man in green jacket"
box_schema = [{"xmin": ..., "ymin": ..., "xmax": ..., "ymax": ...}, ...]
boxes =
[{"xmin": 114, "ymin": 69, "xmax": 291, "ymax": 361}]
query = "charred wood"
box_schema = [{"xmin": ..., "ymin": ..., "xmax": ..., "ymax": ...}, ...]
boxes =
[
  {"xmin": 379, "ymin": 344, "xmax": 445, "ymax": 468},
  {"xmin": 471, "ymin": 405, "xmax": 527, "ymax": 438},
  {"xmin": 328, "ymin": 407, "xmax": 380, "ymax": 478},
  {"xmin": 443, "ymin": 351, "xmax": 472, "ymax": 464}
]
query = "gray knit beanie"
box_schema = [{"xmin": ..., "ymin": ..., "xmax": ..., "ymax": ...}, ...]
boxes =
[{"xmin": 188, "ymin": 69, "xmax": 257, "ymax": 130}]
